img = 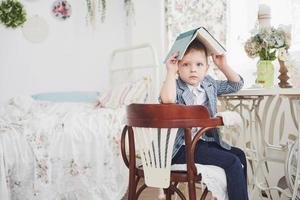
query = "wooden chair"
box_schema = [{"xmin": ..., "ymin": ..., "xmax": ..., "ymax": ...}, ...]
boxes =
[{"xmin": 121, "ymin": 103, "xmax": 224, "ymax": 200}]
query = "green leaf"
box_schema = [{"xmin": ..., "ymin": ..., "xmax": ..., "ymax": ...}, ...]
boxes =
[{"xmin": 0, "ymin": 0, "xmax": 26, "ymax": 28}]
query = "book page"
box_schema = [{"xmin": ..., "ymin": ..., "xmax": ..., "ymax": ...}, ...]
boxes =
[{"xmin": 196, "ymin": 28, "xmax": 226, "ymax": 55}]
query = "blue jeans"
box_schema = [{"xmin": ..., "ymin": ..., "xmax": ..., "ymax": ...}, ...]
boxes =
[{"xmin": 172, "ymin": 140, "xmax": 248, "ymax": 200}]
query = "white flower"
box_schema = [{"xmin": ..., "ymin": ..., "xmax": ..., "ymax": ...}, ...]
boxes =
[
  {"xmin": 278, "ymin": 24, "xmax": 291, "ymax": 47},
  {"xmin": 244, "ymin": 37, "xmax": 260, "ymax": 58},
  {"xmin": 244, "ymin": 26, "xmax": 290, "ymax": 61},
  {"xmin": 278, "ymin": 48, "xmax": 288, "ymax": 61}
]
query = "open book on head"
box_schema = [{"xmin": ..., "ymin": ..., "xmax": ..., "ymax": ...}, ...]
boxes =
[{"xmin": 164, "ymin": 27, "xmax": 226, "ymax": 63}]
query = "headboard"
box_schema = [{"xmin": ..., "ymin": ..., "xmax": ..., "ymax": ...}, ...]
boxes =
[{"xmin": 108, "ymin": 43, "xmax": 160, "ymax": 101}]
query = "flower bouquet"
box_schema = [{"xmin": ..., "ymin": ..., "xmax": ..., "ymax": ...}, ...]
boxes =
[{"xmin": 244, "ymin": 26, "xmax": 291, "ymax": 87}]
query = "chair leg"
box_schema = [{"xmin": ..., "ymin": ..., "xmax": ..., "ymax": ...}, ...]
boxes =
[
  {"xmin": 188, "ymin": 181, "xmax": 197, "ymax": 200},
  {"xmin": 128, "ymin": 173, "xmax": 138, "ymax": 200},
  {"xmin": 199, "ymin": 187, "xmax": 208, "ymax": 200},
  {"xmin": 164, "ymin": 188, "xmax": 172, "ymax": 200}
]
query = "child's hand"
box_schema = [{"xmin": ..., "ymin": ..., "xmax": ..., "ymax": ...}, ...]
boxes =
[
  {"xmin": 166, "ymin": 52, "xmax": 179, "ymax": 75},
  {"xmin": 212, "ymin": 54, "xmax": 241, "ymax": 82},
  {"xmin": 212, "ymin": 54, "xmax": 228, "ymax": 70}
]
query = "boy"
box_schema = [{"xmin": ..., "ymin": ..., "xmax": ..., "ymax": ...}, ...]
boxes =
[{"xmin": 160, "ymin": 40, "xmax": 248, "ymax": 200}]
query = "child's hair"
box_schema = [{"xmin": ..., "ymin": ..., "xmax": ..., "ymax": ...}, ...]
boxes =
[{"xmin": 185, "ymin": 40, "xmax": 208, "ymax": 60}]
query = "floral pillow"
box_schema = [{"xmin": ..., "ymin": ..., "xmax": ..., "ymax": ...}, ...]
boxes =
[{"xmin": 98, "ymin": 77, "xmax": 151, "ymax": 109}]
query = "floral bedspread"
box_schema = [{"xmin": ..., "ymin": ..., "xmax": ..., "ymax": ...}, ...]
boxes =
[{"xmin": 0, "ymin": 96, "xmax": 128, "ymax": 200}]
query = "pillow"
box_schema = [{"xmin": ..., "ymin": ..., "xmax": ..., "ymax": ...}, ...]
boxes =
[
  {"xmin": 98, "ymin": 77, "xmax": 151, "ymax": 109},
  {"xmin": 32, "ymin": 91, "xmax": 100, "ymax": 103}
]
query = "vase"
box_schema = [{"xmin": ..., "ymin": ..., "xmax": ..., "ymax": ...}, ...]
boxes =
[{"xmin": 256, "ymin": 60, "xmax": 274, "ymax": 88}]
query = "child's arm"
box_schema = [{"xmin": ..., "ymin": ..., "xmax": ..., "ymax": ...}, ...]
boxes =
[
  {"xmin": 160, "ymin": 53, "xmax": 178, "ymax": 103},
  {"xmin": 212, "ymin": 54, "xmax": 241, "ymax": 82},
  {"xmin": 212, "ymin": 54, "xmax": 244, "ymax": 95}
]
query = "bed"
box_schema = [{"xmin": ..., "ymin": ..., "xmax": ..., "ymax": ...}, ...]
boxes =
[{"xmin": 0, "ymin": 44, "xmax": 159, "ymax": 200}]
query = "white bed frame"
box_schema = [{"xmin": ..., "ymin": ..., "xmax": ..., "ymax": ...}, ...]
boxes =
[
  {"xmin": 108, "ymin": 43, "xmax": 160, "ymax": 100},
  {"xmin": 109, "ymin": 44, "xmax": 164, "ymax": 198}
]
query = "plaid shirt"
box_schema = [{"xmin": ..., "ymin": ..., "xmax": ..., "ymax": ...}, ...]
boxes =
[{"xmin": 172, "ymin": 75, "xmax": 244, "ymax": 158}]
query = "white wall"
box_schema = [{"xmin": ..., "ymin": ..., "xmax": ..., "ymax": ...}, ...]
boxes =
[
  {"xmin": 0, "ymin": 0, "xmax": 166, "ymax": 104},
  {"xmin": 127, "ymin": 0, "xmax": 165, "ymax": 88},
  {"xmin": 129, "ymin": 0, "xmax": 165, "ymax": 63},
  {"xmin": 0, "ymin": 0, "xmax": 128, "ymax": 104}
]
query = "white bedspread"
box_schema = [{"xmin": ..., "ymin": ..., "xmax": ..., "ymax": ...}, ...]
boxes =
[{"xmin": 0, "ymin": 96, "xmax": 128, "ymax": 200}]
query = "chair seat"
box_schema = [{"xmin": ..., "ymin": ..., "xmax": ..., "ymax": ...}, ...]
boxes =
[{"xmin": 171, "ymin": 164, "xmax": 228, "ymax": 200}]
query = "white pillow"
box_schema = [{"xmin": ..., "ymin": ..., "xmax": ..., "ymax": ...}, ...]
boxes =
[{"xmin": 98, "ymin": 77, "xmax": 151, "ymax": 109}]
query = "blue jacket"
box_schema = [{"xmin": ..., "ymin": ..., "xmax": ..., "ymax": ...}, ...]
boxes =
[{"xmin": 172, "ymin": 75, "xmax": 244, "ymax": 157}]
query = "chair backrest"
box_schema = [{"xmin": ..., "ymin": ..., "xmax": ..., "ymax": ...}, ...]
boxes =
[{"xmin": 123, "ymin": 103, "xmax": 223, "ymax": 188}]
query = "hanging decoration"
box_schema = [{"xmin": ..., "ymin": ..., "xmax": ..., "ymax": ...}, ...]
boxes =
[
  {"xmin": 22, "ymin": 15, "xmax": 49, "ymax": 43},
  {"xmin": 85, "ymin": 0, "xmax": 134, "ymax": 27},
  {"xmin": 0, "ymin": 0, "xmax": 27, "ymax": 28},
  {"xmin": 52, "ymin": 0, "xmax": 71, "ymax": 20},
  {"xmin": 85, "ymin": 0, "xmax": 105, "ymax": 27},
  {"xmin": 100, "ymin": 0, "xmax": 106, "ymax": 23},
  {"xmin": 124, "ymin": 0, "xmax": 134, "ymax": 18}
]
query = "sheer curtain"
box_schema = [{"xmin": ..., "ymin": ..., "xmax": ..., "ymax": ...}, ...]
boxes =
[{"xmin": 227, "ymin": 0, "xmax": 300, "ymax": 88}]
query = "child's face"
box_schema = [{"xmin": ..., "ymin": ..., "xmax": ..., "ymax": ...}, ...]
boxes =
[{"xmin": 178, "ymin": 49, "xmax": 208, "ymax": 86}]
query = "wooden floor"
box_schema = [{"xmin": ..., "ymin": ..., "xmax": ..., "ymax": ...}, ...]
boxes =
[{"xmin": 122, "ymin": 180, "xmax": 215, "ymax": 200}]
